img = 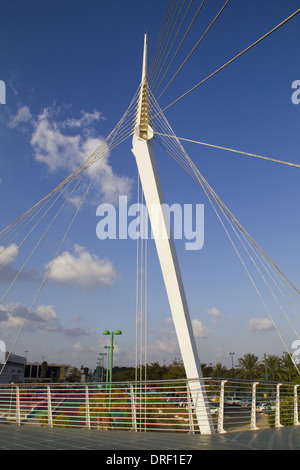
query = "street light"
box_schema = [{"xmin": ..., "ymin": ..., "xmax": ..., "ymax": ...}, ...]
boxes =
[
  {"xmin": 229, "ymin": 352, "xmax": 235, "ymax": 379},
  {"xmin": 99, "ymin": 352, "xmax": 107, "ymax": 382},
  {"xmin": 103, "ymin": 330, "xmax": 122, "ymax": 383},
  {"xmin": 104, "ymin": 346, "xmax": 110, "ymax": 384},
  {"xmin": 95, "ymin": 352, "xmax": 107, "ymax": 382},
  {"xmin": 103, "ymin": 329, "xmax": 122, "ymax": 412}
]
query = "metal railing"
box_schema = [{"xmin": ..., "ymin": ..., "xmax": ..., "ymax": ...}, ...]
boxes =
[{"xmin": 0, "ymin": 378, "xmax": 299, "ymax": 434}]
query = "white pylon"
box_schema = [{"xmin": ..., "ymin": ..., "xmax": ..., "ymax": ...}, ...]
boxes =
[{"xmin": 131, "ymin": 34, "xmax": 214, "ymax": 434}]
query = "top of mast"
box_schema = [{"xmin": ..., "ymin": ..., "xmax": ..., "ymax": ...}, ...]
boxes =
[
  {"xmin": 141, "ymin": 33, "xmax": 148, "ymax": 83},
  {"xmin": 134, "ymin": 34, "xmax": 153, "ymax": 141}
]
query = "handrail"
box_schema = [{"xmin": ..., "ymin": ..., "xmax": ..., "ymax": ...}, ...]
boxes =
[{"xmin": 0, "ymin": 377, "xmax": 299, "ymax": 434}]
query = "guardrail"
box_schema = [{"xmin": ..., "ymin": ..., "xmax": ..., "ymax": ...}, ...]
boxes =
[{"xmin": 0, "ymin": 378, "xmax": 299, "ymax": 434}]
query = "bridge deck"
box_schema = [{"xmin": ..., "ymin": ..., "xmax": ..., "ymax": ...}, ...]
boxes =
[{"xmin": 0, "ymin": 423, "xmax": 299, "ymax": 450}]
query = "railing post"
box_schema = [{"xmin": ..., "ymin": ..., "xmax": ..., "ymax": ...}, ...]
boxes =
[
  {"xmin": 47, "ymin": 385, "xmax": 53, "ymax": 428},
  {"xmin": 217, "ymin": 380, "xmax": 227, "ymax": 434},
  {"xmin": 275, "ymin": 383, "xmax": 283, "ymax": 428},
  {"xmin": 187, "ymin": 387, "xmax": 195, "ymax": 434},
  {"xmin": 251, "ymin": 382, "xmax": 259, "ymax": 430},
  {"xmin": 130, "ymin": 384, "xmax": 137, "ymax": 431},
  {"xmin": 294, "ymin": 384, "xmax": 300, "ymax": 426},
  {"xmin": 85, "ymin": 385, "xmax": 90, "ymax": 429},
  {"xmin": 15, "ymin": 385, "xmax": 21, "ymax": 425}
]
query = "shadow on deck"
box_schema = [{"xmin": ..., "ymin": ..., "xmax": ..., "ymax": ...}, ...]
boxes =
[{"xmin": 0, "ymin": 423, "xmax": 299, "ymax": 450}]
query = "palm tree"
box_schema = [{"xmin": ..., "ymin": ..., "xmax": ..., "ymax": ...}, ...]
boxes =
[
  {"xmin": 265, "ymin": 355, "xmax": 283, "ymax": 381},
  {"xmin": 281, "ymin": 352, "xmax": 299, "ymax": 382},
  {"xmin": 66, "ymin": 367, "xmax": 81, "ymax": 382},
  {"xmin": 201, "ymin": 363, "xmax": 214, "ymax": 377},
  {"xmin": 41, "ymin": 361, "xmax": 48, "ymax": 378},
  {"xmin": 237, "ymin": 353, "xmax": 261, "ymax": 380},
  {"xmin": 211, "ymin": 362, "xmax": 229, "ymax": 378}
]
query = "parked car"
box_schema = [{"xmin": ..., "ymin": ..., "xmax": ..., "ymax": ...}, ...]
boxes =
[
  {"xmin": 225, "ymin": 396, "xmax": 241, "ymax": 406},
  {"xmin": 240, "ymin": 399, "xmax": 251, "ymax": 407},
  {"xmin": 179, "ymin": 398, "xmax": 188, "ymax": 407},
  {"xmin": 256, "ymin": 403, "xmax": 268, "ymax": 412}
]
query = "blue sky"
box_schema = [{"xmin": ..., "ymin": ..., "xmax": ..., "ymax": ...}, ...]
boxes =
[{"xmin": 0, "ymin": 0, "xmax": 300, "ymax": 372}]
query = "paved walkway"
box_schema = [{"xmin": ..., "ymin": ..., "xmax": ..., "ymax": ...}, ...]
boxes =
[{"xmin": 0, "ymin": 423, "xmax": 299, "ymax": 450}]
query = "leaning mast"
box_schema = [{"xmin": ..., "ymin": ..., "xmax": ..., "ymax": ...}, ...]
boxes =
[{"xmin": 132, "ymin": 34, "xmax": 214, "ymax": 434}]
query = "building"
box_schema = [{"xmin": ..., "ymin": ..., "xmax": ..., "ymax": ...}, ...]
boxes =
[
  {"xmin": 0, "ymin": 352, "xmax": 27, "ymax": 384},
  {"xmin": 25, "ymin": 362, "xmax": 71, "ymax": 382}
]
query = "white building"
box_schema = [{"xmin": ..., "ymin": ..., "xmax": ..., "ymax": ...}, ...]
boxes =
[{"xmin": 0, "ymin": 353, "xmax": 27, "ymax": 384}]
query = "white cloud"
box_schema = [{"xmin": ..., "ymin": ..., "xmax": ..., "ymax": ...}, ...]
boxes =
[
  {"xmin": 9, "ymin": 104, "xmax": 133, "ymax": 203},
  {"xmin": 205, "ymin": 306, "xmax": 223, "ymax": 324},
  {"xmin": 247, "ymin": 317, "xmax": 274, "ymax": 332},
  {"xmin": 29, "ymin": 106, "xmax": 107, "ymax": 174},
  {"xmin": 192, "ymin": 319, "xmax": 210, "ymax": 338},
  {"xmin": 61, "ymin": 110, "xmax": 105, "ymax": 129},
  {"xmin": 0, "ymin": 302, "xmax": 94, "ymax": 337},
  {"xmin": 0, "ymin": 243, "xmax": 19, "ymax": 266},
  {"xmin": 72, "ymin": 342, "xmax": 87, "ymax": 352},
  {"xmin": 155, "ymin": 337, "xmax": 179, "ymax": 354},
  {"xmin": 64, "ymin": 326, "xmax": 94, "ymax": 337},
  {"xmin": 0, "ymin": 244, "xmax": 40, "ymax": 283},
  {"xmin": 46, "ymin": 243, "xmax": 119, "ymax": 289},
  {"xmin": 71, "ymin": 342, "xmax": 98, "ymax": 360},
  {"xmin": 8, "ymin": 105, "xmax": 33, "ymax": 128},
  {"xmin": 30, "ymin": 108, "xmax": 83, "ymax": 172},
  {"xmin": 163, "ymin": 316, "xmax": 210, "ymax": 338},
  {"xmin": 0, "ymin": 302, "xmax": 61, "ymax": 333},
  {"xmin": 94, "ymin": 157, "xmax": 133, "ymax": 205}
]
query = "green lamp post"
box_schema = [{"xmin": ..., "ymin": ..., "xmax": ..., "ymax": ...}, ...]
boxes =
[
  {"xmin": 104, "ymin": 346, "xmax": 110, "ymax": 384},
  {"xmin": 103, "ymin": 329, "xmax": 122, "ymax": 411},
  {"xmin": 99, "ymin": 352, "xmax": 107, "ymax": 382}
]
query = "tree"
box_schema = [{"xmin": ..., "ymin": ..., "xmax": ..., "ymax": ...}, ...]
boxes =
[
  {"xmin": 237, "ymin": 353, "xmax": 261, "ymax": 380},
  {"xmin": 265, "ymin": 355, "xmax": 284, "ymax": 381},
  {"xmin": 41, "ymin": 361, "xmax": 48, "ymax": 378},
  {"xmin": 111, "ymin": 366, "xmax": 135, "ymax": 382},
  {"xmin": 211, "ymin": 362, "xmax": 229, "ymax": 378},
  {"xmin": 146, "ymin": 362, "xmax": 168, "ymax": 380},
  {"xmin": 163, "ymin": 359, "xmax": 186, "ymax": 380},
  {"xmin": 201, "ymin": 363, "xmax": 214, "ymax": 377},
  {"xmin": 65, "ymin": 367, "xmax": 81, "ymax": 382},
  {"xmin": 281, "ymin": 352, "xmax": 300, "ymax": 382}
]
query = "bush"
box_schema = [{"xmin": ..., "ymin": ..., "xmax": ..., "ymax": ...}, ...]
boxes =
[
  {"xmin": 39, "ymin": 413, "xmax": 71, "ymax": 428},
  {"xmin": 268, "ymin": 397, "xmax": 298, "ymax": 427}
]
